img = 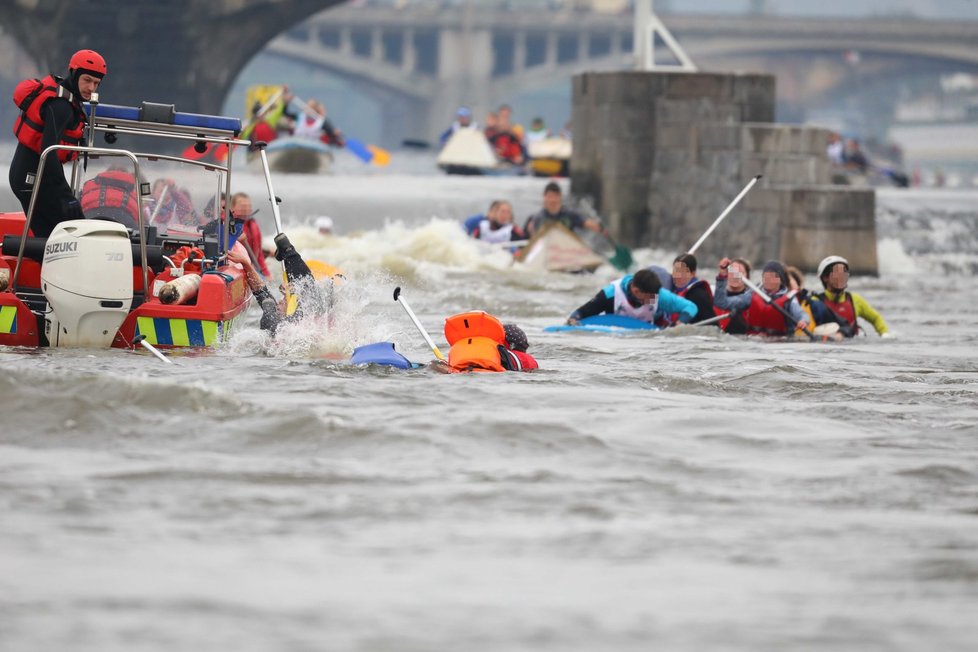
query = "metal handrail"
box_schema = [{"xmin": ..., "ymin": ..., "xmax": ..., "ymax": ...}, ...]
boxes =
[{"xmin": 13, "ymin": 145, "xmax": 149, "ymax": 298}]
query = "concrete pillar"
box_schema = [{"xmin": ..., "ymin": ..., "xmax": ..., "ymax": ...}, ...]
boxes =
[
  {"xmin": 371, "ymin": 27, "xmax": 383, "ymax": 62},
  {"xmin": 402, "ymin": 27, "xmax": 416, "ymax": 73},
  {"xmin": 339, "ymin": 27, "xmax": 352, "ymax": 56},
  {"xmin": 545, "ymin": 32, "xmax": 557, "ymax": 70},
  {"xmin": 429, "ymin": 26, "xmax": 493, "ymax": 142},
  {"xmin": 571, "ymin": 70, "xmax": 878, "ymax": 273},
  {"xmin": 514, "ymin": 31, "xmax": 526, "ymax": 73}
]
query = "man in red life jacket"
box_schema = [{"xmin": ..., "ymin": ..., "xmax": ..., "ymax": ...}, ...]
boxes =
[{"xmin": 9, "ymin": 49, "xmax": 106, "ymax": 237}]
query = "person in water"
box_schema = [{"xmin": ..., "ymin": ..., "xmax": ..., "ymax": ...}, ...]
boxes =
[
  {"xmin": 714, "ymin": 259, "xmax": 809, "ymax": 336},
  {"xmin": 667, "ymin": 253, "xmax": 715, "ymax": 324},
  {"xmin": 9, "ymin": 49, "xmax": 106, "ymax": 237},
  {"xmin": 713, "ymin": 257, "xmax": 752, "ymax": 334},
  {"xmin": 463, "ymin": 200, "xmax": 525, "ymax": 244},
  {"xmin": 524, "ymin": 182, "xmax": 602, "ymax": 238},
  {"xmin": 500, "ymin": 324, "xmax": 538, "ymax": 371},
  {"xmin": 228, "ymin": 233, "xmax": 331, "ymax": 335},
  {"xmin": 566, "ymin": 268, "xmax": 697, "ymax": 327},
  {"xmin": 813, "ymin": 255, "xmax": 891, "ymax": 338}
]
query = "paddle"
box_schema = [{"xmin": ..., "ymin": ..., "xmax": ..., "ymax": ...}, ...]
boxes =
[
  {"xmin": 393, "ymin": 286, "xmax": 446, "ymax": 361},
  {"xmin": 741, "ymin": 276, "xmax": 816, "ymax": 341},
  {"xmin": 133, "ymin": 334, "xmax": 173, "ymax": 364},
  {"xmin": 687, "ymin": 174, "xmax": 762, "ymax": 255},
  {"xmin": 576, "ymin": 197, "xmax": 633, "ymax": 271}
]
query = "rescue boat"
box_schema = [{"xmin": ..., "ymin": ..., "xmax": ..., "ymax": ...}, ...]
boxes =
[{"xmin": 0, "ymin": 100, "xmax": 273, "ymax": 349}]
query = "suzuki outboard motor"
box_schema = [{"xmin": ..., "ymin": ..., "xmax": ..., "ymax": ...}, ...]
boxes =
[{"xmin": 41, "ymin": 219, "xmax": 133, "ymax": 347}]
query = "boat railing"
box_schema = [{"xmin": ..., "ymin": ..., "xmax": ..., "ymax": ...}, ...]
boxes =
[{"xmin": 12, "ymin": 145, "xmax": 151, "ymax": 299}]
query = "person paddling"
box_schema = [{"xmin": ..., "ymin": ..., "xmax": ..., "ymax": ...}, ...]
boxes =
[
  {"xmin": 566, "ymin": 268, "xmax": 697, "ymax": 327},
  {"xmin": 714, "ymin": 259, "xmax": 809, "ymax": 336},
  {"xmin": 813, "ymin": 255, "xmax": 891, "ymax": 338}
]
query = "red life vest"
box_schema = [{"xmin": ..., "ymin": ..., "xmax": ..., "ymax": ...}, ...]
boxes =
[
  {"xmin": 489, "ymin": 131, "xmax": 524, "ymax": 165},
  {"xmin": 816, "ymin": 290, "xmax": 859, "ymax": 335},
  {"xmin": 670, "ymin": 278, "xmax": 713, "ymax": 324},
  {"xmin": 240, "ymin": 218, "xmax": 270, "ymax": 276},
  {"xmin": 12, "ymin": 75, "xmax": 86, "ymax": 163},
  {"xmin": 743, "ymin": 292, "xmax": 793, "ymax": 336},
  {"xmin": 80, "ymin": 170, "xmax": 139, "ymax": 220}
]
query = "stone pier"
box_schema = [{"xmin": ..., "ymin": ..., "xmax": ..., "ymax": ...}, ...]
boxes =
[{"xmin": 570, "ymin": 71, "xmax": 878, "ymax": 275}]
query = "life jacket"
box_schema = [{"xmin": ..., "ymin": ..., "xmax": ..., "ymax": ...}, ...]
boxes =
[
  {"xmin": 239, "ymin": 218, "xmax": 270, "ymax": 276},
  {"xmin": 80, "ymin": 170, "xmax": 139, "ymax": 220},
  {"xmin": 742, "ymin": 291, "xmax": 793, "ymax": 336},
  {"xmin": 476, "ymin": 219, "xmax": 514, "ymax": 244},
  {"xmin": 293, "ymin": 112, "xmax": 324, "ymax": 139},
  {"xmin": 500, "ymin": 348, "xmax": 538, "ymax": 372},
  {"xmin": 612, "ymin": 276, "xmax": 657, "ymax": 323},
  {"xmin": 489, "ymin": 131, "xmax": 524, "ymax": 164},
  {"xmin": 815, "ymin": 289, "xmax": 859, "ymax": 334},
  {"xmin": 445, "ymin": 311, "xmax": 507, "ymax": 372},
  {"xmin": 668, "ymin": 278, "xmax": 712, "ymax": 324},
  {"xmin": 12, "ymin": 75, "xmax": 86, "ymax": 162}
]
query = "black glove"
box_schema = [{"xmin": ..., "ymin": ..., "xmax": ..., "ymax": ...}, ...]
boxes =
[
  {"xmin": 273, "ymin": 233, "xmax": 296, "ymax": 261},
  {"xmin": 253, "ymin": 286, "xmax": 282, "ymax": 334},
  {"xmin": 62, "ymin": 197, "xmax": 84, "ymax": 220}
]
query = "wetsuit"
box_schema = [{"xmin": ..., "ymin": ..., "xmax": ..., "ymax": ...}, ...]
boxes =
[
  {"xmin": 569, "ymin": 275, "xmax": 697, "ymax": 325},
  {"xmin": 524, "ymin": 206, "xmax": 586, "ymax": 237},
  {"xmin": 8, "ymin": 80, "xmax": 85, "ymax": 237}
]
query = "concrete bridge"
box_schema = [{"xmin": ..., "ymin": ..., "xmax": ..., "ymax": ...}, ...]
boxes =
[
  {"xmin": 269, "ymin": 6, "xmax": 978, "ymax": 142},
  {"xmin": 0, "ymin": 0, "xmax": 344, "ymax": 116},
  {"xmin": 1, "ymin": 1, "xmax": 976, "ymax": 143}
]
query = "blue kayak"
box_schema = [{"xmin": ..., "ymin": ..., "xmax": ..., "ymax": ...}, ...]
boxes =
[
  {"xmin": 350, "ymin": 342, "xmax": 422, "ymax": 369},
  {"xmin": 544, "ymin": 314, "xmax": 659, "ymax": 333}
]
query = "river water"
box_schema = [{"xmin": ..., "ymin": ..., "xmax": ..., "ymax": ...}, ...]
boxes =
[{"xmin": 2, "ymin": 150, "xmax": 977, "ymax": 651}]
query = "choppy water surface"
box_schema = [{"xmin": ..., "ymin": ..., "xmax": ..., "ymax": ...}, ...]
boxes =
[{"xmin": 1, "ymin": 165, "xmax": 977, "ymax": 651}]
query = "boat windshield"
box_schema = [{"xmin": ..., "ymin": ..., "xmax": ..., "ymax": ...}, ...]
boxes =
[{"xmin": 77, "ymin": 155, "xmax": 227, "ymax": 237}]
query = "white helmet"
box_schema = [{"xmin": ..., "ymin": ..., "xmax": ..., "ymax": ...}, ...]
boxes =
[
  {"xmin": 817, "ymin": 255, "xmax": 849, "ymax": 278},
  {"xmin": 315, "ymin": 216, "xmax": 334, "ymax": 233}
]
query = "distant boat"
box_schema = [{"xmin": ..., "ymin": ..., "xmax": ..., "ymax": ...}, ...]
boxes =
[
  {"xmin": 437, "ymin": 129, "xmax": 524, "ymax": 176},
  {"xmin": 254, "ymin": 137, "xmax": 334, "ymax": 174},
  {"xmin": 527, "ymin": 137, "xmax": 571, "ymax": 178}
]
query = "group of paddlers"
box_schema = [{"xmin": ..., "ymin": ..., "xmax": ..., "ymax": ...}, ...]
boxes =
[{"xmin": 568, "ymin": 253, "xmax": 889, "ymax": 340}]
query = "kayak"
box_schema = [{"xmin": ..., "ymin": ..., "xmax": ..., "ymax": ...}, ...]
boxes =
[
  {"xmin": 255, "ymin": 137, "xmax": 334, "ymax": 174},
  {"xmin": 513, "ymin": 222, "xmax": 607, "ymax": 273},
  {"xmin": 544, "ymin": 314, "xmax": 659, "ymax": 333}
]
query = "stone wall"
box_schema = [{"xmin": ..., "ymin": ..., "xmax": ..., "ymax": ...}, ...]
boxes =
[{"xmin": 571, "ymin": 70, "xmax": 878, "ymax": 275}]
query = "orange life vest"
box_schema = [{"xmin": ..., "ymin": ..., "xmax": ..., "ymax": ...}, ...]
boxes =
[
  {"xmin": 445, "ymin": 311, "xmax": 507, "ymax": 372},
  {"xmin": 12, "ymin": 75, "xmax": 86, "ymax": 163},
  {"xmin": 80, "ymin": 170, "xmax": 139, "ymax": 219}
]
